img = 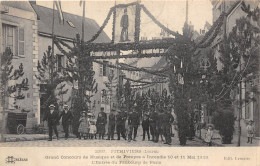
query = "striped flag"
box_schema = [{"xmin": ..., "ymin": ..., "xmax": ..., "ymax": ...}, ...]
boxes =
[{"xmin": 54, "ymin": 0, "xmax": 64, "ymax": 24}]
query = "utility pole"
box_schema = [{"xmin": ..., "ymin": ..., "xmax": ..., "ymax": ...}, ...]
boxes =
[
  {"xmin": 237, "ymin": 60, "xmax": 242, "ymax": 146},
  {"xmin": 0, "ymin": 2, "xmax": 5, "ymax": 142}
]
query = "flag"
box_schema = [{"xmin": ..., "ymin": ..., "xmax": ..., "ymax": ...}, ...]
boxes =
[
  {"xmin": 79, "ymin": 0, "xmax": 85, "ymax": 6},
  {"xmin": 54, "ymin": 0, "xmax": 64, "ymax": 24}
]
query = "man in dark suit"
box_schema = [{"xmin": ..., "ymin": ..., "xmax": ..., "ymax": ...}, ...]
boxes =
[
  {"xmin": 107, "ymin": 109, "xmax": 116, "ymax": 140},
  {"xmin": 116, "ymin": 109, "xmax": 127, "ymax": 140},
  {"xmin": 59, "ymin": 105, "xmax": 73, "ymax": 140},
  {"xmin": 43, "ymin": 104, "xmax": 60, "ymax": 141},
  {"xmin": 128, "ymin": 107, "xmax": 140, "ymax": 142},
  {"xmin": 162, "ymin": 107, "xmax": 174, "ymax": 145},
  {"xmin": 96, "ymin": 107, "xmax": 107, "ymax": 139}
]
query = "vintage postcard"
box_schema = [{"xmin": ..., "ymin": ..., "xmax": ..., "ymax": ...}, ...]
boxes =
[{"xmin": 0, "ymin": 0, "xmax": 259, "ymax": 165}]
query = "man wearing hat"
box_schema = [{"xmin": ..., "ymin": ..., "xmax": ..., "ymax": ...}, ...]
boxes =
[
  {"xmin": 96, "ymin": 107, "xmax": 107, "ymax": 139},
  {"xmin": 43, "ymin": 104, "xmax": 60, "ymax": 141},
  {"xmin": 59, "ymin": 105, "xmax": 73, "ymax": 140},
  {"xmin": 107, "ymin": 109, "xmax": 116, "ymax": 140}
]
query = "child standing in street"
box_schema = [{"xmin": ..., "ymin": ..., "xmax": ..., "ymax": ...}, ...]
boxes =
[
  {"xmin": 246, "ymin": 120, "xmax": 255, "ymax": 144},
  {"xmin": 89, "ymin": 118, "xmax": 97, "ymax": 139},
  {"xmin": 205, "ymin": 125, "xmax": 214, "ymax": 146}
]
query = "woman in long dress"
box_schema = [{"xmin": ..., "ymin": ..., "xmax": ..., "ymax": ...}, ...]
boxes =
[{"xmin": 78, "ymin": 111, "xmax": 89, "ymax": 139}]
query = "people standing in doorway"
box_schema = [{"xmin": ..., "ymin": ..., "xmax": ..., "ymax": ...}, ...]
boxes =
[
  {"xmin": 59, "ymin": 105, "xmax": 73, "ymax": 140},
  {"xmin": 246, "ymin": 120, "xmax": 255, "ymax": 144},
  {"xmin": 96, "ymin": 107, "xmax": 107, "ymax": 140},
  {"xmin": 142, "ymin": 112, "xmax": 150, "ymax": 141},
  {"xmin": 128, "ymin": 107, "xmax": 140, "ymax": 142},
  {"xmin": 43, "ymin": 104, "xmax": 59, "ymax": 141},
  {"xmin": 107, "ymin": 109, "xmax": 116, "ymax": 140},
  {"xmin": 116, "ymin": 109, "xmax": 127, "ymax": 140}
]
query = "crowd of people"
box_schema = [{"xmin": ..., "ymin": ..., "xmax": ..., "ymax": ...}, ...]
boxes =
[{"xmin": 43, "ymin": 103, "xmax": 175, "ymax": 145}]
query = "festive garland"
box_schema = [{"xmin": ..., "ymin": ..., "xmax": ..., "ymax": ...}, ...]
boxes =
[
  {"xmin": 54, "ymin": 38, "xmax": 71, "ymax": 57},
  {"xmin": 118, "ymin": 62, "xmax": 171, "ymax": 74},
  {"xmin": 84, "ymin": 7, "xmax": 114, "ymax": 44},
  {"xmin": 124, "ymin": 76, "xmax": 168, "ymax": 84},
  {"xmin": 93, "ymin": 60, "xmax": 168, "ymax": 77},
  {"xmin": 91, "ymin": 52, "xmax": 170, "ymax": 60},
  {"xmin": 86, "ymin": 38, "xmax": 176, "ymax": 52},
  {"xmin": 141, "ymin": 5, "xmax": 180, "ymax": 38}
]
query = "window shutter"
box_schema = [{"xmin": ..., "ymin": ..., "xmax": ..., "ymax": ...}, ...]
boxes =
[{"xmin": 18, "ymin": 27, "xmax": 24, "ymax": 55}]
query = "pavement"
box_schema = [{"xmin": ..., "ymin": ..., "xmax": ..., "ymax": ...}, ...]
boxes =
[
  {"xmin": 0, "ymin": 129, "xmax": 211, "ymax": 147},
  {"xmin": 196, "ymin": 128, "xmax": 260, "ymax": 147},
  {"xmin": 1, "ymin": 127, "xmax": 259, "ymax": 147}
]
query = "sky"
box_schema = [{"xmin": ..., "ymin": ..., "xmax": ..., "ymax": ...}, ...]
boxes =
[{"xmin": 37, "ymin": 0, "xmax": 213, "ymax": 39}]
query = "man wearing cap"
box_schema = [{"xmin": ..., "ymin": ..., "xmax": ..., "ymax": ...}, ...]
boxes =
[
  {"xmin": 116, "ymin": 109, "xmax": 127, "ymax": 140},
  {"xmin": 43, "ymin": 104, "xmax": 60, "ymax": 141},
  {"xmin": 59, "ymin": 105, "xmax": 73, "ymax": 140},
  {"xmin": 96, "ymin": 107, "xmax": 107, "ymax": 139},
  {"xmin": 107, "ymin": 109, "xmax": 116, "ymax": 140}
]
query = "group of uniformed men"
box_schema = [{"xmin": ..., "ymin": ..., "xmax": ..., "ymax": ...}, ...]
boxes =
[
  {"xmin": 103, "ymin": 105, "xmax": 174, "ymax": 145},
  {"xmin": 44, "ymin": 103, "xmax": 174, "ymax": 145}
]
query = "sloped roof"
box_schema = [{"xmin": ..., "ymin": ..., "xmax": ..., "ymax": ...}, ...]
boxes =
[
  {"xmin": 31, "ymin": 4, "xmax": 110, "ymax": 43},
  {"xmin": 2, "ymin": 1, "xmax": 34, "ymax": 12}
]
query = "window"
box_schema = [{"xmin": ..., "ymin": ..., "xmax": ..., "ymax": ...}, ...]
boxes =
[
  {"xmin": 18, "ymin": 27, "xmax": 24, "ymax": 55},
  {"xmin": 2, "ymin": 24, "xmax": 24, "ymax": 55},
  {"xmin": 103, "ymin": 61, "xmax": 108, "ymax": 76},
  {"xmin": 99, "ymin": 64, "xmax": 103, "ymax": 76},
  {"xmin": 56, "ymin": 54, "xmax": 64, "ymax": 72},
  {"xmin": 67, "ymin": 21, "xmax": 75, "ymax": 28}
]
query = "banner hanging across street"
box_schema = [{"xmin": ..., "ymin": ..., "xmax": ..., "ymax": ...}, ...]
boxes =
[{"xmin": 113, "ymin": 4, "xmax": 137, "ymax": 43}]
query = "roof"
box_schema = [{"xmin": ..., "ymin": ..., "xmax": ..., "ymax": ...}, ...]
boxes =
[
  {"xmin": 2, "ymin": 1, "xmax": 34, "ymax": 12},
  {"xmin": 31, "ymin": 4, "xmax": 110, "ymax": 43},
  {"xmin": 198, "ymin": 0, "xmax": 241, "ymax": 46}
]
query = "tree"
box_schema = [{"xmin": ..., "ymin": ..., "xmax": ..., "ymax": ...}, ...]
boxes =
[
  {"xmin": 1, "ymin": 47, "xmax": 29, "ymax": 140},
  {"xmin": 167, "ymin": 22, "xmax": 196, "ymax": 145},
  {"xmin": 104, "ymin": 71, "xmax": 117, "ymax": 109},
  {"xmin": 54, "ymin": 34, "xmax": 98, "ymax": 136},
  {"xmin": 36, "ymin": 46, "xmax": 69, "ymax": 111}
]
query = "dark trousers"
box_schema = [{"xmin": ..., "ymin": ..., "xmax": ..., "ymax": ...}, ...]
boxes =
[
  {"xmin": 247, "ymin": 137, "xmax": 253, "ymax": 143},
  {"xmin": 62, "ymin": 123, "xmax": 69, "ymax": 138},
  {"xmin": 163, "ymin": 124, "xmax": 171, "ymax": 144},
  {"xmin": 142, "ymin": 126, "xmax": 150, "ymax": 140},
  {"xmin": 150, "ymin": 123, "xmax": 158, "ymax": 142},
  {"xmin": 128, "ymin": 125, "xmax": 138, "ymax": 140},
  {"xmin": 108, "ymin": 124, "xmax": 115, "ymax": 139},
  {"xmin": 97, "ymin": 124, "xmax": 106, "ymax": 139},
  {"xmin": 116, "ymin": 124, "xmax": 126, "ymax": 140},
  {"xmin": 48, "ymin": 125, "xmax": 58, "ymax": 140},
  {"xmin": 149, "ymin": 124, "xmax": 154, "ymax": 140}
]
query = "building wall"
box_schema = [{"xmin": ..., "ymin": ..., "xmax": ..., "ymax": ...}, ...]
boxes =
[
  {"xmin": 1, "ymin": 2, "xmax": 38, "ymax": 133},
  {"xmin": 210, "ymin": 0, "xmax": 260, "ymax": 137}
]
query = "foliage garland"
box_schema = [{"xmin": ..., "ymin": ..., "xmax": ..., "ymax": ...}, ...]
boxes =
[
  {"xmin": 124, "ymin": 76, "xmax": 168, "ymax": 84},
  {"xmin": 93, "ymin": 60, "xmax": 168, "ymax": 77},
  {"xmin": 141, "ymin": 5, "xmax": 180, "ymax": 38}
]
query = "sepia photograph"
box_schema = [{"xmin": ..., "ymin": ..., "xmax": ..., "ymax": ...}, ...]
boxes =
[{"xmin": 0, "ymin": 0, "xmax": 260, "ymax": 165}]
